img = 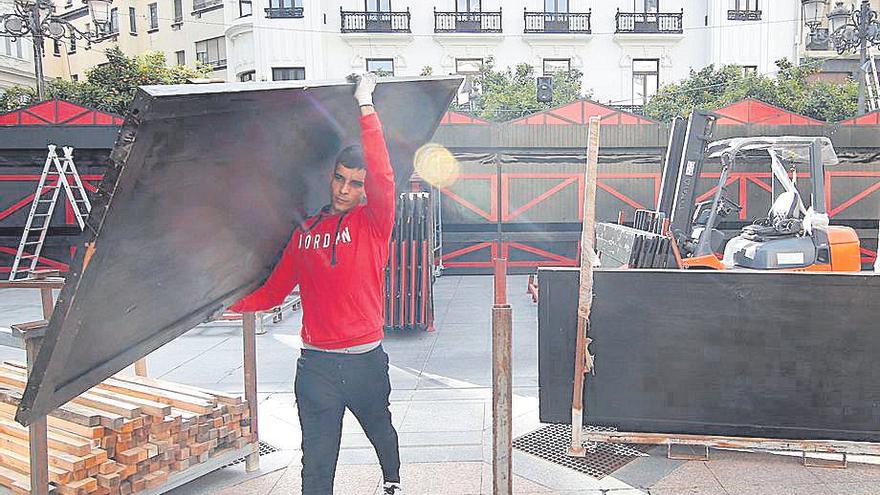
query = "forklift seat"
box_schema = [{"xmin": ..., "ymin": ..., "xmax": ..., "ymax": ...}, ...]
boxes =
[{"xmin": 770, "ymin": 190, "xmax": 801, "ymax": 221}]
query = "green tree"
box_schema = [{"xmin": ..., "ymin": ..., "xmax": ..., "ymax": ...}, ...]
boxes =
[
  {"xmin": 643, "ymin": 58, "xmax": 859, "ymax": 123},
  {"xmin": 0, "ymin": 47, "xmax": 208, "ymax": 114},
  {"xmin": 452, "ymin": 58, "xmax": 589, "ymax": 122}
]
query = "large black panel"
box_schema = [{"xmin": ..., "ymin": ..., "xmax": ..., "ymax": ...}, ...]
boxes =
[
  {"xmin": 538, "ymin": 267, "xmax": 880, "ymax": 442},
  {"xmin": 17, "ymin": 77, "xmax": 461, "ymax": 425}
]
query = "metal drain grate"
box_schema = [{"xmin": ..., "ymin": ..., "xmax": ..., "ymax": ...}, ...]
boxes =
[
  {"xmin": 513, "ymin": 424, "xmax": 652, "ymax": 479},
  {"xmin": 222, "ymin": 441, "xmax": 280, "ymax": 468}
]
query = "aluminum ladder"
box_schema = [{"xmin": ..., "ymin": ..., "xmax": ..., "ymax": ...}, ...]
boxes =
[
  {"xmin": 8, "ymin": 145, "xmax": 92, "ymax": 281},
  {"xmin": 864, "ymin": 52, "xmax": 880, "ymax": 112}
]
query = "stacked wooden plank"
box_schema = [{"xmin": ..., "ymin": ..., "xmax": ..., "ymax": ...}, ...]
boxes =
[{"xmin": 0, "ymin": 362, "xmax": 252, "ymax": 495}]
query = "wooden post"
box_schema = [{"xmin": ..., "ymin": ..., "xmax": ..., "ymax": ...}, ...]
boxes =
[
  {"xmin": 25, "ymin": 335, "xmax": 49, "ymax": 495},
  {"xmin": 568, "ymin": 117, "xmax": 601, "ymax": 457},
  {"xmin": 242, "ymin": 312, "xmax": 260, "ymax": 472},
  {"xmin": 32, "ymin": 285, "xmax": 53, "ymax": 495},
  {"xmin": 491, "ymin": 258, "xmax": 511, "ymax": 495}
]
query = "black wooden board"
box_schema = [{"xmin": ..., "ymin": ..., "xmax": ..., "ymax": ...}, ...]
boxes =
[
  {"xmin": 538, "ymin": 267, "xmax": 880, "ymax": 442},
  {"xmin": 17, "ymin": 76, "xmax": 461, "ymax": 425}
]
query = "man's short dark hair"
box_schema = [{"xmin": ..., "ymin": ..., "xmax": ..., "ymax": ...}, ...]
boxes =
[{"xmin": 336, "ymin": 145, "xmax": 366, "ymax": 170}]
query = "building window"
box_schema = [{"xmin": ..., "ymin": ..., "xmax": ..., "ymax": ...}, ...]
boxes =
[
  {"xmin": 366, "ymin": 58, "xmax": 394, "ymax": 76},
  {"xmin": 365, "ymin": 0, "xmax": 390, "ymax": 12},
  {"xmin": 239, "ymin": 0, "xmax": 252, "ymax": 17},
  {"xmin": 632, "ymin": 59, "xmax": 659, "ymax": 106},
  {"xmin": 108, "ymin": 8, "xmax": 119, "ymax": 34},
  {"xmin": 544, "ymin": 0, "xmax": 568, "ymax": 13},
  {"xmin": 195, "ymin": 37, "xmax": 226, "ymax": 69},
  {"xmin": 129, "ymin": 7, "xmax": 137, "ymax": 33},
  {"xmin": 173, "ymin": 0, "xmax": 183, "ymax": 23},
  {"xmin": 3, "ymin": 37, "xmax": 24, "ymax": 59},
  {"xmin": 71, "ymin": 74, "xmax": 78, "ymax": 82},
  {"xmin": 641, "ymin": 0, "xmax": 659, "ymax": 13},
  {"xmin": 175, "ymin": 50, "xmax": 186, "ymax": 65},
  {"xmin": 239, "ymin": 70, "xmax": 256, "ymax": 82},
  {"xmin": 456, "ymin": 0, "xmax": 479, "ymax": 12},
  {"xmin": 543, "ymin": 58, "xmax": 571, "ymax": 76},
  {"xmin": 733, "ymin": 0, "xmax": 758, "ymax": 11},
  {"xmin": 273, "ymin": 67, "xmax": 306, "ymax": 80},
  {"xmin": 68, "ymin": 36, "xmax": 76, "ymax": 54},
  {"xmin": 148, "ymin": 3, "xmax": 158, "ymax": 31},
  {"xmin": 53, "ymin": 39, "xmax": 61, "ymax": 56},
  {"xmin": 741, "ymin": 65, "xmax": 758, "ymax": 76},
  {"xmin": 269, "ymin": 0, "xmax": 302, "ymax": 9}
]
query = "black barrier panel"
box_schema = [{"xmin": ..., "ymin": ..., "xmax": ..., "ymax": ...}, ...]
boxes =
[
  {"xmin": 538, "ymin": 267, "xmax": 880, "ymax": 442},
  {"xmin": 17, "ymin": 77, "xmax": 461, "ymax": 425}
]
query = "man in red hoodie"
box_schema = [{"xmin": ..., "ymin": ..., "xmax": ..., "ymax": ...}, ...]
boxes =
[{"xmin": 231, "ymin": 73, "xmax": 402, "ymax": 495}]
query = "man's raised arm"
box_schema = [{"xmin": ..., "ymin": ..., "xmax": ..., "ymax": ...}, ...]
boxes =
[{"xmin": 354, "ymin": 74, "xmax": 396, "ymax": 239}]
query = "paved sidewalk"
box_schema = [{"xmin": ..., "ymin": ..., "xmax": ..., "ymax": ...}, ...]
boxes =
[{"xmin": 1, "ymin": 276, "xmax": 878, "ymax": 494}]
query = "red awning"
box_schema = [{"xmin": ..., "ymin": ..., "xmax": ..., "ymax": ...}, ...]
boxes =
[
  {"xmin": 0, "ymin": 99, "xmax": 124, "ymax": 126},
  {"xmin": 713, "ymin": 99, "xmax": 824, "ymax": 126},
  {"xmin": 508, "ymin": 100, "xmax": 659, "ymax": 126}
]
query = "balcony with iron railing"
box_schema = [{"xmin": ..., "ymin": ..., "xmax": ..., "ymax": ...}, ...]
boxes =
[
  {"xmin": 434, "ymin": 9, "xmax": 502, "ymax": 33},
  {"xmin": 728, "ymin": 9, "xmax": 761, "ymax": 21},
  {"xmin": 341, "ymin": 7, "xmax": 411, "ymax": 33},
  {"xmin": 523, "ymin": 10, "xmax": 591, "ymax": 34},
  {"xmin": 615, "ymin": 9, "xmax": 683, "ymax": 34},
  {"xmin": 266, "ymin": 6, "xmax": 304, "ymax": 18}
]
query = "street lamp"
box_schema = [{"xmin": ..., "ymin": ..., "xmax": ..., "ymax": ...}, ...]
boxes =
[
  {"xmin": 825, "ymin": 0, "xmax": 880, "ymax": 114},
  {"xmin": 0, "ymin": 0, "xmax": 114, "ymax": 100},
  {"xmin": 802, "ymin": 0, "xmax": 830, "ymax": 50},
  {"xmin": 802, "ymin": 0, "xmax": 830, "ymax": 31}
]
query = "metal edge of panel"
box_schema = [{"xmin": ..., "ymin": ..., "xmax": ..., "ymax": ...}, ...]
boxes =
[{"xmin": 16, "ymin": 90, "xmax": 151, "ymax": 426}]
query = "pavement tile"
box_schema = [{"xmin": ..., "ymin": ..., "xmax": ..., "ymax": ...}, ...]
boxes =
[
  {"xmin": 267, "ymin": 463, "xmax": 382, "ymax": 495},
  {"xmin": 398, "ymin": 461, "xmax": 483, "ymax": 494},
  {"xmin": 650, "ymin": 461, "xmax": 724, "ymax": 489},
  {"xmin": 807, "ymin": 462, "xmax": 880, "ymax": 484},
  {"xmin": 825, "ymin": 482, "xmax": 880, "ymax": 495},
  {"xmin": 705, "ymin": 450, "xmax": 824, "ymax": 486},
  {"xmin": 478, "ymin": 461, "xmax": 553, "ymax": 493},
  {"xmin": 722, "ymin": 482, "xmax": 834, "ymax": 495},
  {"xmin": 648, "ymin": 488, "xmax": 727, "ymax": 495},
  {"xmin": 213, "ymin": 470, "xmax": 284, "ymax": 495},
  {"xmin": 399, "ymin": 401, "xmax": 485, "ymax": 433}
]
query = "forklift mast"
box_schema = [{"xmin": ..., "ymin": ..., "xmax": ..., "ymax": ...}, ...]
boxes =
[
  {"xmin": 656, "ymin": 116, "xmax": 687, "ymax": 216},
  {"xmin": 667, "ymin": 110, "xmax": 717, "ymax": 247}
]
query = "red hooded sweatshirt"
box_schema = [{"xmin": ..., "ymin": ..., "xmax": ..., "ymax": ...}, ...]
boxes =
[{"xmin": 230, "ymin": 113, "xmax": 395, "ymax": 349}]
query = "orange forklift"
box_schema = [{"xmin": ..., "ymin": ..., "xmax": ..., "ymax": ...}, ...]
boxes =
[{"xmin": 596, "ymin": 110, "xmax": 861, "ymax": 272}]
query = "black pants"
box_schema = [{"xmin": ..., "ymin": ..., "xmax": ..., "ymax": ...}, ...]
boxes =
[{"xmin": 295, "ymin": 345, "xmax": 401, "ymax": 495}]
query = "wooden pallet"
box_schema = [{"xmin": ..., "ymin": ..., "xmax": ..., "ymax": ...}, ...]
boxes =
[{"xmin": 0, "ymin": 362, "xmax": 254, "ymax": 495}]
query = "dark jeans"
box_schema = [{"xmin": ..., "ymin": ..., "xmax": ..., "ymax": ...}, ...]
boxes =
[{"xmin": 295, "ymin": 345, "xmax": 401, "ymax": 495}]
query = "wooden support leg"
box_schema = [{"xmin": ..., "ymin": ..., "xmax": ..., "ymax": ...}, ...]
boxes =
[
  {"xmin": 492, "ymin": 259, "xmax": 512, "ymax": 495},
  {"xmin": 242, "ymin": 312, "xmax": 260, "ymax": 472},
  {"xmin": 25, "ymin": 337, "xmax": 49, "ymax": 495}
]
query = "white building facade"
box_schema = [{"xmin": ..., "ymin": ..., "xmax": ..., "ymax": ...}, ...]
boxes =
[
  {"xmin": 225, "ymin": 0, "xmax": 803, "ymax": 109},
  {"xmin": 1, "ymin": 0, "xmax": 860, "ymax": 111},
  {"xmin": 0, "ymin": 0, "xmax": 36, "ymax": 91}
]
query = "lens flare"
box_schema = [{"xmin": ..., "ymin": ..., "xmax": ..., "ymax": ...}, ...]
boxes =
[{"xmin": 413, "ymin": 143, "xmax": 460, "ymax": 188}]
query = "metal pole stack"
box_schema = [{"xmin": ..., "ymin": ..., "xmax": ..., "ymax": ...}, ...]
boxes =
[{"xmin": 384, "ymin": 192, "xmax": 435, "ymax": 332}]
